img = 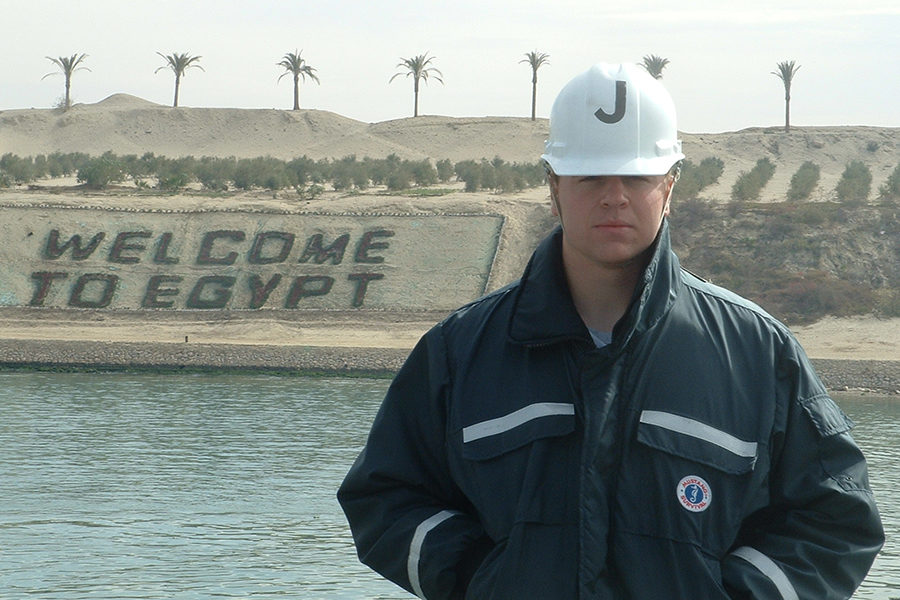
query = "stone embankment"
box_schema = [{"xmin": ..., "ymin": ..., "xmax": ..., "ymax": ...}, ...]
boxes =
[
  {"xmin": 0, "ymin": 339, "xmax": 897, "ymax": 395},
  {"xmin": 810, "ymin": 359, "xmax": 900, "ymax": 396}
]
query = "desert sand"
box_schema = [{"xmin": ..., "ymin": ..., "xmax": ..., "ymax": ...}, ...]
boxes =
[{"xmin": 0, "ymin": 95, "xmax": 897, "ymax": 384}]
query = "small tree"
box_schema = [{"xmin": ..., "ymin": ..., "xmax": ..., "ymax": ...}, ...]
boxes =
[
  {"xmin": 772, "ymin": 60, "xmax": 800, "ymax": 132},
  {"xmin": 787, "ymin": 161, "xmax": 820, "ymax": 201},
  {"xmin": 42, "ymin": 53, "xmax": 90, "ymax": 110},
  {"xmin": 520, "ymin": 50, "xmax": 550, "ymax": 120},
  {"xmin": 390, "ymin": 53, "xmax": 443, "ymax": 117},
  {"xmin": 732, "ymin": 158, "xmax": 776, "ymax": 202},
  {"xmin": 879, "ymin": 163, "xmax": 900, "ymax": 202},
  {"xmin": 155, "ymin": 52, "xmax": 204, "ymax": 107},
  {"xmin": 835, "ymin": 160, "xmax": 872, "ymax": 206},
  {"xmin": 277, "ymin": 50, "xmax": 320, "ymax": 110},
  {"xmin": 640, "ymin": 54, "xmax": 669, "ymax": 79}
]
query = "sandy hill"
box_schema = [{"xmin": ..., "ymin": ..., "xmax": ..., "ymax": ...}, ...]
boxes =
[
  {"xmin": 0, "ymin": 95, "xmax": 898, "ymax": 368},
  {"xmin": 1, "ymin": 95, "xmax": 897, "ymax": 202}
]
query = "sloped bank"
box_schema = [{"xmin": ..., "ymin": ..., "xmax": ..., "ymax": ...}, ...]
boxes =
[{"xmin": 0, "ymin": 338, "xmax": 896, "ymax": 394}]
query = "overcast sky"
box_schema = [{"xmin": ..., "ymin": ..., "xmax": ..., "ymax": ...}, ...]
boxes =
[{"xmin": 2, "ymin": 0, "xmax": 898, "ymax": 133}]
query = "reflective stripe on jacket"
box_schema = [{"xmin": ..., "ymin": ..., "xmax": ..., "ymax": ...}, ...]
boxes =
[{"xmin": 338, "ymin": 222, "xmax": 884, "ymax": 599}]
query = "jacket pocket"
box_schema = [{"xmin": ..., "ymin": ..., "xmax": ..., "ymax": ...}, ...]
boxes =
[
  {"xmin": 636, "ymin": 410, "xmax": 758, "ymax": 475},
  {"xmin": 453, "ymin": 403, "xmax": 578, "ymax": 538},
  {"xmin": 616, "ymin": 410, "xmax": 761, "ymax": 554},
  {"xmin": 460, "ymin": 402, "xmax": 576, "ymax": 461}
]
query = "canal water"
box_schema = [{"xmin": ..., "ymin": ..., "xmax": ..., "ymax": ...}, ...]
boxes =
[{"xmin": 1, "ymin": 372, "xmax": 896, "ymax": 598}]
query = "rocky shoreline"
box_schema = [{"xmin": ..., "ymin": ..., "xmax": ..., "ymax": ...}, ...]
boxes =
[{"xmin": 0, "ymin": 339, "xmax": 897, "ymax": 395}]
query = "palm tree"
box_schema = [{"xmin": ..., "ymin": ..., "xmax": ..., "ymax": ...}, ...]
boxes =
[
  {"xmin": 772, "ymin": 60, "xmax": 801, "ymax": 132},
  {"xmin": 390, "ymin": 53, "xmax": 443, "ymax": 117},
  {"xmin": 277, "ymin": 50, "xmax": 320, "ymax": 110},
  {"xmin": 520, "ymin": 50, "xmax": 550, "ymax": 121},
  {"xmin": 155, "ymin": 52, "xmax": 204, "ymax": 107},
  {"xmin": 640, "ymin": 54, "xmax": 670, "ymax": 79},
  {"xmin": 42, "ymin": 53, "xmax": 90, "ymax": 110}
]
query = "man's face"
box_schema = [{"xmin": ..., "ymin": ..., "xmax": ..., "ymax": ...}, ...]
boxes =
[{"xmin": 550, "ymin": 173, "xmax": 673, "ymax": 270}]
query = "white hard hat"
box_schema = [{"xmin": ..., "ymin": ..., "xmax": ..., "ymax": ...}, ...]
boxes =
[{"xmin": 541, "ymin": 63, "xmax": 684, "ymax": 176}]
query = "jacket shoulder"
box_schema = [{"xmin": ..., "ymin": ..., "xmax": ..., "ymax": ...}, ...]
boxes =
[
  {"xmin": 679, "ymin": 268, "xmax": 790, "ymax": 335},
  {"xmin": 426, "ymin": 280, "xmax": 521, "ymax": 356}
]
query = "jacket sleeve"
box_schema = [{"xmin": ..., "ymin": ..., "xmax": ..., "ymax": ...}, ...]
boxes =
[
  {"xmin": 337, "ymin": 327, "xmax": 493, "ymax": 600},
  {"xmin": 722, "ymin": 344, "xmax": 884, "ymax": 600}
]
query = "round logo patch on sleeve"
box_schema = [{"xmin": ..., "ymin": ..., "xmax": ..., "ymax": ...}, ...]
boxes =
[{"xmin": 677, "ymin": 475, "xmax": 711, "ymax": 512}]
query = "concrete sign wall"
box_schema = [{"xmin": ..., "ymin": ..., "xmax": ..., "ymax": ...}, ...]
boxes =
[{"xmin": 0, "ymin": 204, "xmax": 504, "ymax": 312}]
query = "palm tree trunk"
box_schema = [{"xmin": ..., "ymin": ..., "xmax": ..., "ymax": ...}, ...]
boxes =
[
  {"xmin": 293, "ymin": 74, "xmax": 300, "ymax": 110},
  {"xmin": 784, "ymin": 94, "xmax": 791, "ymax": 132},
  {"xmin": 531, "ymin": 78, "xmax": 537, "ymax": 121},
  {"xmin": 413, "ymin": 80, "xmax": 419, "ymax": 117},
  {"xmin": 173, "ymin": 74, "xmax": 181, "ymax": 108},
  {"xmin": 64, "ymin": 77, "xmax": 72, "ymax": 110}
]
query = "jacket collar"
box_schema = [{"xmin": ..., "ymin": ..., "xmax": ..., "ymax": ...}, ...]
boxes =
[{"xmin": 507, "ymin": 220, "xmax": 680, "ymax": 348}]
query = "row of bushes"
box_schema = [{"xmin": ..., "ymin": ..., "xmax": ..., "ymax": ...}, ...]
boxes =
[
  {"xmin": 3, "ymin": 150, "xmax": 898, "ymax": 205},
  {"xmin": 731, "ymin": 158, "xmax": 777, "ymax": 202},
  {"xmin": 0, "ymin": 151, "xmax": 546, "ymax": 195},
  {"xmin": 732, "ymin": 158, "xmax": 900, "ymax": 204},
  {"xmin": 671, "ymin": 157, "xmax": 725, "ymax": 201}
]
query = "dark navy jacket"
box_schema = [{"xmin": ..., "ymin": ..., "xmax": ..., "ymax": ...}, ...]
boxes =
[{"xmin": 338, "ymin": 223, "xmax": 883, "ymax": 599}]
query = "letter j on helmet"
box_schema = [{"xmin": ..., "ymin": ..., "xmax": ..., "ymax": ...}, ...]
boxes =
[{"xmin": 594, "ymin": 80, "xmax": 626, "ymax": 124}]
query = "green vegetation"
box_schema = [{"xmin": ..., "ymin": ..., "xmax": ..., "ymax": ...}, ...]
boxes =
[
  {"xmin": 674, "ymin": 201, "xmax": 896, "ymax": 324},
  {"xmin": 277, "ymin": 50, "xmax": 320, "ymax": 111},
  {"xmin": 155, "ymin": 52, "xmax": 204, "ymax": 108},
  {"xmin": 835, "ymin": 160, "xmax": 872, "ymax": 206},
  {"xmin": 640, "ymin": 54, "xmax": 670, "ymax": 79},
  {"xmin": 878, "ymin": 163, "xmax": 900, "ymax": 202},
  {"xmin": 454, "ymin": 157, "xmax": 545, "ymax": 193},
  {"xmin": 390, "ymin": 53, "xmax": 443, "ymax": 117},
  {"xmin": 42, "ymin": 53, "xmax": 90, "ymax": 111},
  {"xmin": 771, "ymin": 60, "xmax": 800, "ymax": 132},
  {"xmin": 520, "ymin": 50, "xmax": 550, "ymax": 121},
  {"xmin": 672, "ymin": 157, "xmax": 724, "ymax": 201},
  {"xmin": 77, "ymin": 153, "xmax": 125, "ymax": 188},
  {"xmin": 786, "ymin": 161, "xmax": 820, "ymax": 201},
  {"xmin": 878, "ymin": 290, "xmax": 900, "ymax": 318},
  {"xmin": 0, "ymin": 150, "xmax": 546, "ymax": 195},
  {"xmin": 731, "ymin": 158, "xmax": 776, "ymax": 202}
]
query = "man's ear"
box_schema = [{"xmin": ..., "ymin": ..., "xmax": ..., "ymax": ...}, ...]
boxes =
[
  {"xmin": 662, "ymin": 176, "xmax": 675, "ymax": 217},
  {"xmin": 548, "ymin": 174, "xmax": 560, "ymax": 217}
]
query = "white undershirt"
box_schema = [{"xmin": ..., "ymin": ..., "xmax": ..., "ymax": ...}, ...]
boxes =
[{"xmin": 588, "ymin": 328, "xmax": 613, "ymax": 348}]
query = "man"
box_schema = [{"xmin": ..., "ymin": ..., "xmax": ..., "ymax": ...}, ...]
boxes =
[{"xmin": 338, "ymin": 63, "xmax": 883, "ymax": 599}]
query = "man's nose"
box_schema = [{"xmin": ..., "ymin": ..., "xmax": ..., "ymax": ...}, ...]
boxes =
[{"xmin": 599, "ymin": 177, "xmax": 628, "ymax": 206}]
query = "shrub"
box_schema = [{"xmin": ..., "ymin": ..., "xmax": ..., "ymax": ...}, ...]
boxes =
[
  {"xmin": 232, "ymin": 156, "xmax": 293, "ymax": 191},
  {"xmin": 286, "ymin": 156, "xmax": 317, "ymax": 186},
  {"xmin": 330, "ymin": 155, "xmax": 371, "ymax": 191},
  {"xmin": 77, "ymin": 155, "xmax": 124, "ymax": 189},
  {"xmin": 785, "ymin": 201, "xmax": 841, "ymax": 226},
  {"xmin": 877, "ymin": 290, "xmax": 900, "ymax": 318},
  {"xmin": 786, "ymin": 161, "xmax": 820, "ymax": 201},
  {"xmin": 196, "ymin": 157, "xmax": 236, "ymax": 191},
  {"xmin": 455, "ymin": 160, "xmax": 481, "ymax": 192},
  {"xmin": 878, "ymin": 163, "xmax": 900, "ymax": 202},
  {"xmin": 731, "ymin": 158, "xmax": 776, "ymax": 202},
  {"xmin": 297, "ymin": 183, "xmax": 325, "ymax": 200},
  {"xmin": 155, "ymin": 156, "xmax": 196, "ymax": 191},
  {"xmin": 758, "ymin": 271, "xmax": 875, "ymax": 324},
  {"xmin": 0, "ymin": 153, "xmax": 37, "ymax": 184},
  {"xmin": 386, "ymin": 167, "xmax": 412, "ymax": 191},
  {"xmin": 673, "ymin": 159, "xmax": 718, "ymax": 200},
  {"xmin": 409, "ymin": 159, "xmax": 438, "ymax": 187},
  {"xmin": 436, "ymin": 159, "xmax": 454, "ymax": 182},
  {"xmin": 669, "ymin": 197, "xmax": 715, "ymax": 231},
  {"xmin": 835, "ymin": 160, "xmax": 872, "ymax": 206}
]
